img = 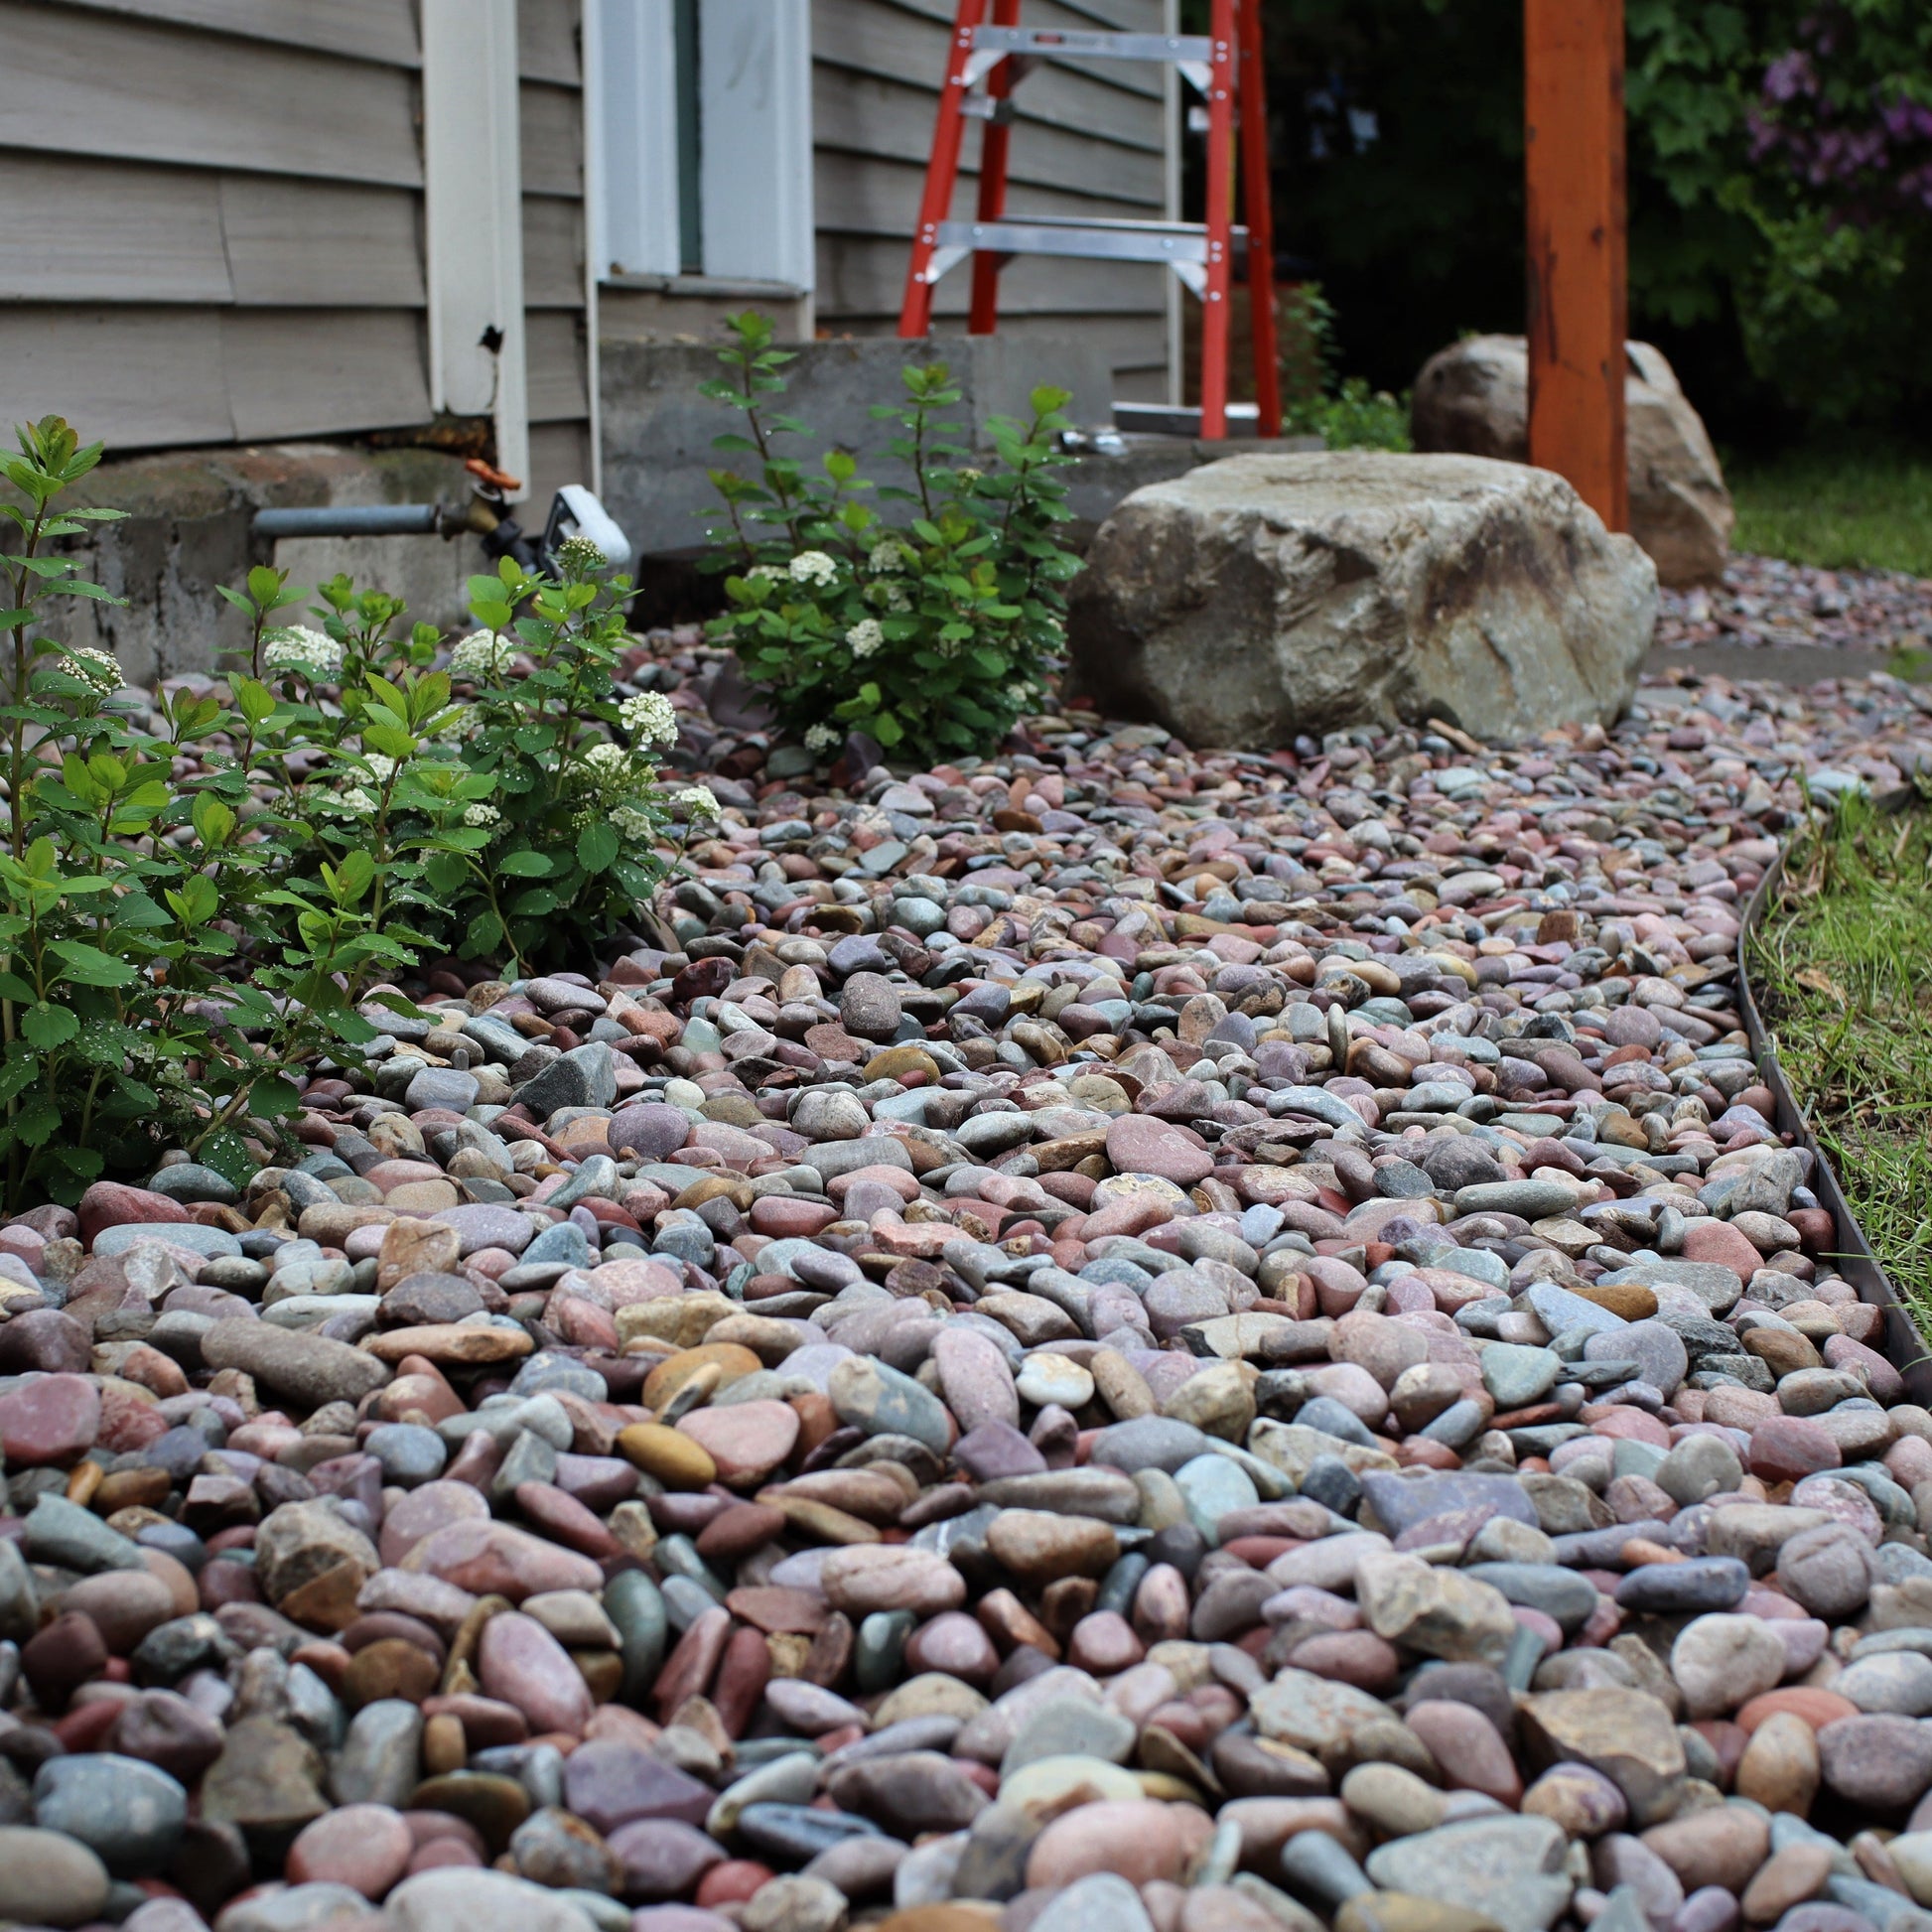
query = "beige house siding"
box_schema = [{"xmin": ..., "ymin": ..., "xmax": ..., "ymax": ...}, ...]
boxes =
[
  {"xmin": 2, "ymin": 0, "xmax": 1163, "ymax": 481},
  {"xmin": 0, "ymin": 0, "xmax": 434, "ymax": 449},
  {"xmin": 0, "ymin": 0, "xmax": 594, "ymax": 504},
  {"xmin": 517, "ymin": 0, "xmax": 593, "ymax": 509},
  {"xmin": 811, "ymin": 0, "xmax": 1173, "ymax": 404}
]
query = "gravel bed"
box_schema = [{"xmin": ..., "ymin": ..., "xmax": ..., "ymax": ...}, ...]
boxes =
[
  {"xmin": 5, "ymin": 658, "xmax": 1932, "ymax": 1932},
  {"xmin": 1655, "ymin": 554, "xmax": 1932, "ymax": 654}
]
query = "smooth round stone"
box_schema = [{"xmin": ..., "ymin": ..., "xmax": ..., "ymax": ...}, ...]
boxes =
[
  {"xmin": 1818, "ymin": 1714, "xmax": 1932, "ymax": 1809},
  {"xmin": 287, "ymin": 1802, "xmax": 416, "ymax": 1897},
  {"xmin": 0, "ymin": 1372, "xmax": 100, "ymax": 1466},
  {"xmin": 367, "ymin": 1422, "xmax": 448, "ymax": 1486},
  {"xmin": 1735, "ymin": 1712, "xmax": 1821, "ymax": 1816},
  {"xmin": 1654, "ymin": 1435, "xmax": 1743, "ymax": 1507},
  {"xmin": 1017, "ymin": 1353, "xmax": 1095, "ymax": 1410},
  {"xmin": 1024, "ymin": 1797, "xmax": 1214, "ymax": 1889},
  {"xmin": 930, "ymin": 1328, "xmax": 1020, "ymax": 1433},
  {"xmin": 1520, "ymin": 1761, "xmax": 1628, "ymax": 1837},
  {"xmin": 1748, "ymin": 1417, "xmax": 1843, "ymax": 1484},
  {"xmin": 611, "ymin": 1104, "xmax": 692, "ymax": 1162},
  {"xmin": 1589, "ymin": 1320, "xmax": 1689, "ymax": 1398},
  {"xmin": 1672, "ymin": 1615, "xmax": 1789, "ymax": 1721},
  {"xmin": 676, "ymin": 1401, "xmax": 799, "ymax": 1486},
  {"xmin": 509, "ymin": 1805, "xmax": 624, "ymax": 1893},
  {"xmin": 1480, "ymin": 1343, "xmax": 1562, "ymax": 1410},
  {"xmin": 902, "ymin": 1611, "xmax": 999, "ymax": 1686},
  {"xmin": 827, "ymin": 1357, "xmax": 952, "ymax": 1454},
  {"xmin": 1342, "ymin": 1761, "xmax": 1449, "ymax": 1838},
  {"xmin": 479, "ymin": 1612, "xmax": 596, "ymax": 1737},
  {"xmin": 0, "ymin": 1823, "xmax": 111, "ymax": 1927},
  {"xmin": 741, "ymin": 1874, "xmax": 847, "ymax": 1932},
  {"xmin": 1000, "ymin": 1753, "xmax": 1146, "ymax": 1810},
  {"xmin": 1615, "ymin": 1558, "xmax": 1750, "ymax": 1615},
  {"xmin": 620, "ymin": 1424, "xmax": 719, "ymax": 1490},
  {"xmin": 386, "ymin": 1866, "xmax": 607, "ymax": 1931},
  {"xmin": 1173, "ymin": 1453, "xmax": 1260, "ymax": 1544},
  {"xmin": 1105, "ymin": 1116, "xmax": 1214, "ymax": 1187},
  {"xmin": 1776, "ymin": 1523, "xmax": 1877, "ymax": 1619},
  {"xmin": 1834, "ymin": 1651, "xmax": 1932, "ymax": 1717},
  {"xmin": 32, "ymin": 1751, "xmax": 189, "ymax": 1876}
]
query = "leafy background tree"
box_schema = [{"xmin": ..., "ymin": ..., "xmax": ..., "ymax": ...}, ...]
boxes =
[{"xmin": 1191, "ymin": 0, "xmax": 1932, "ymax": 447}]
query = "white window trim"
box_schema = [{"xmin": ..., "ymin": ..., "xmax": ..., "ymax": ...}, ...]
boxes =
[
  {"xmin": 421, "ymin": 0, "xmax": 529, "ymax": 497},
  {"xmin": 699, "ymin": 0, "xmax": 815, "ymax": 296},
  {"xmin": 587, "ymin": 0, "xmax": 814, "ymax": 300},
  {"xmin": 588, "ymin": 0, "xmax": 683, "ymax": 282}
]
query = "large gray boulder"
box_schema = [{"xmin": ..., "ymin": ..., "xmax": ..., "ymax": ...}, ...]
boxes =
[
  {"xmin": 1066, "ymin": 451, "xmax": 1655, "ymax": 750},
  {"xmin": 1411, "ymin": 334, "xmax": 1733, "ymax": 587}
]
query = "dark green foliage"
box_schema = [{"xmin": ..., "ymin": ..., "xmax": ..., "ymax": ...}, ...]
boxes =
[{"xmin": 1218, "ymin": 0, "xmax": 1932, "ymax": 438}]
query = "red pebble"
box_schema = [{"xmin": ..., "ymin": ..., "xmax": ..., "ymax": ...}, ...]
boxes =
[{"xmin": 696, "ymin": 1861, "xmax": 773, "ymax": 1906}]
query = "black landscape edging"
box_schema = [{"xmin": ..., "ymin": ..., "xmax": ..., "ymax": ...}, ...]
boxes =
[{"xmin": 1734, "ymin": 793, "xmax": 1932, "ymax": 1403}]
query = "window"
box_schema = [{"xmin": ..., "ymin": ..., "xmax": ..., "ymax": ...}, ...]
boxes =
[{"xmin": 587, "ymin": 0, "xmax": 814, "ymax": 294}]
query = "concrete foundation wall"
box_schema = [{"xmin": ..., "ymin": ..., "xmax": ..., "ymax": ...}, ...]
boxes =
[
  {"xmin": 53, "ymin": 444, "xmax": 476, "ymax": 683},
  {"xmin": 599, "ymin": 332, "xmax": 1312, "ymax": 566}
]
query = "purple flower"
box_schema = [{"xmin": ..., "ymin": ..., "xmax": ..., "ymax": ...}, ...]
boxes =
[{"xmin": 1763, "ymin": 51, "xmax": 1817, "ymax": 103}]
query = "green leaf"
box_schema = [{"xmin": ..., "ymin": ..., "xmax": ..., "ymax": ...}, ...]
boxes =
[
  {"xmin": 249, "ymin": 1074, "xmax": 304, "ymax": 1120},
  {"xmin": 231, "ymin": 675, "xmax": 277, "ymax": 727},
  {"xmin": 192, "ymin": 791, "xmax": 237, "ymax": 849},
  {"xmin": 509, "ymin": 887, "xmax": 560, "ymax": 915},
  {"xmin": 20, "ymin": 1002, "xmax": 78, "ymax": 1049},
  {"xmin": 577, "ymin": 821, "xmax": 621, "ymax": 873},
  {"xmin": 495, "ymin": 850, "xmax": 553, "ymax": 877},
  {"xmin": 46, "ymin": 939, "xmax": 138, "ymax": 987},
  {"xmin": 14, "ymin": 1092, "xmax": 61, "ymax": 1148},
  {"xmin": 164, "ymin": 875, "xmax": 220, "ymax": 929}
]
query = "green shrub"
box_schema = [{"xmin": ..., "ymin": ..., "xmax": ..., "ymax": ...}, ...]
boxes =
[
  {"xmin": 0, "ymin": 415, "xmax": 687, "ymax": 1202},
  {"xmin": 699, "ymin": 313, "xmax": 1081, "ymax": 763},
  {"xmin": 1279, "ymin": 284, "xmax": 1413, "ymax": 452}
]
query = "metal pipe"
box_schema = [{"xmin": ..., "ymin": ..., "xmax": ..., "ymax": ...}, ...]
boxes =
[{"xmin": 253, "ymin": 504, "xmax": 446, "ymax": 539}]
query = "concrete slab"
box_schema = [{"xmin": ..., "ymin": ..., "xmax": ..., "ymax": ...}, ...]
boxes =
[{"xmin": 1644, "ymin": 643, "xmax": 1897, "ymax": 685}]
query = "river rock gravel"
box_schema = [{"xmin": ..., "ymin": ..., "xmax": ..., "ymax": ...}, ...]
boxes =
[
  {"xmin": 1654, "ymin": 554, "xmax": 1932, "ymax": 655},
  {"xmin": 5, "ymin": 647, "xmax": 1932, "ymax": 1932}
]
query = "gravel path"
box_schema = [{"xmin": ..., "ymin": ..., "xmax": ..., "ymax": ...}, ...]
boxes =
[
  {"xmin": 1655, "ymin": 555, "xmax": 1932, "ymax": 655},
  {"xmin": 6, "ymin": 654, "xmax": 1932, "ymax": 1932}
]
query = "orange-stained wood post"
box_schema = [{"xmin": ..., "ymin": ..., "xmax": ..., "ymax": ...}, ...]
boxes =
[{"xmin": 1524, "ymin": 0, "xmax": 1628, "ymax": 530}]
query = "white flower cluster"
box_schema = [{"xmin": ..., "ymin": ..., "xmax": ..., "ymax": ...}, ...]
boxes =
[
  {"xmin": 61, "ymin": 647, "xmax": 122, "ymax": 693},
  {"xmin": 748, "ymin": 564, "xmax": 785, "ymax": 582},
  {"xmin": 868, "ymin": 540, "xmax": 910, "ymax": 574},
  {"xmin": 463, "ymin": 802, "xmax": 501, "ymax": 828},
  {"xmin": 448, "ymin": 631, "xmax": 512, "ymax": 678},
  {"xmin": 580, "ymin": 741, "xmax": 629, "ymax": 774},
  {"xmin": 869, "ymin": 581, "xmax": 912, "ymax": 615},
  {"xmin": 804, "ymin": 723, "xmax": 840, "ymax": 755},
  {"xmin": 1005, "ymin": 682, "xmax": 1036, "ymax": 711},
  {"xmin": 362, "ymin": 754, "xmax": 397, "ymax": 783},
  {"xmin": 788, "ymin": 550, "xmax": 838, "ymax": 587},
  {"xmin": 609, "ymin": 801, "xmax": 655, "ymax": 841},
  {"xmin": 618, "ymin": 690, "xmax": 678, "ymax": 748},
  {"xmin": 333, "ymin": 787, "xmax": 378, "ymax": 817},
  {"xmin": 554, "ymin": 533, "xmax": 606, "ymax": 574},
  {"xmin": 261, "ymin": 626, "xmax": 344, "ymax": 681},
  {"xmin": 674, "ymin": 786, "xmax": 720, "ymax": 823},
  {"xmin": 845, "ymin": 619, "xmax": 885, "ymax": 659}
]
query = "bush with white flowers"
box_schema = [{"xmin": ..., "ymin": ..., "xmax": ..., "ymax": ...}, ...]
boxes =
[
  {"xmin": 0, "ymin": 413, "xmax": 712, "ymax": 1203},
  {"xmin": 700, "ymin": 312, "xmax": 1080, "ymax": 761}
]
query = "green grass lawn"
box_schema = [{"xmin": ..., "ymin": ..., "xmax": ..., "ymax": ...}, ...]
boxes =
[
  {"xmin": 1750, "ymin": 792, "xmax": 1932, "ymax": 1332},
  {"xmin": 1729, "ymin": 443, "xmax": 1932, "ymax": 578}
]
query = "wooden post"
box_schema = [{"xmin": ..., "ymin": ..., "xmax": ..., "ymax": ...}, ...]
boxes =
[{"xmin": 1524, "ymin": 0, "xmax": 1627, "ymax": 530}]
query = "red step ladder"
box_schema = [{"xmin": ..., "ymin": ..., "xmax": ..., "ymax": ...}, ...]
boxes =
[{"xmin": 897, "ymin": 0, "xmax": 1279, "ymax": 441}]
